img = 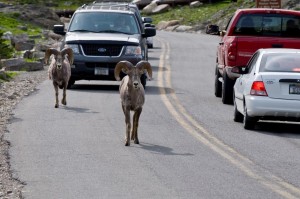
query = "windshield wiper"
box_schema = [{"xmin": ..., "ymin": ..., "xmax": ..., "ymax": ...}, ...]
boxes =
[{"xmin": 98, "ymin": 30, "xmax": 131, "ymax": 34}]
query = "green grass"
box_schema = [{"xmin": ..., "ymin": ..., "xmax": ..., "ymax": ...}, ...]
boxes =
[
  {"xmin": 145, "ymin": 0, "xmax": 254, "ymax": 26},
  {"xmin": 0, "ymin": 71, "xmax": 19, "ymax": 82},
  {"xmin": 147, "ymin": 1, "xmax": 232, "ymax": 25},
  {"xmin": 0, "ymin": 12, "xmax": 42, "ymax": 36}
]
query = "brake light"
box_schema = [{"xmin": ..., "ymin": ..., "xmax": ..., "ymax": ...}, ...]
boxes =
[
  {"xmin": 228, "ymin": 41, "xmax": 237, "ymax": 61},
  {"xmin": 250, "ymin": 81, "xmax": 268, "ymax": 96}
]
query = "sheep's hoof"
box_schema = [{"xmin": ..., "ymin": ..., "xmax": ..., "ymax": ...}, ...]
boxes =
[
  {"xmin": 134, "ymin": 139, "xmax": 139, "ymax": 144},
  {"xmin": 61, "ymin": 99, "xmax": 67, "ymax": 105},
  {"xmin": 55, "ymin": 104, "xmax": 59, "ymax": 108},
  {"xmin": 125, "ymin": 142, "xmax": 130, "ymax": 146}
]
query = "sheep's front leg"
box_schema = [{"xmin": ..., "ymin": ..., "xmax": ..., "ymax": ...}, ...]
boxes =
[
  {"xmin": 124, "ymin": 108, "xmax": 131, "ymax": 146},
  {"xmin": 61, "ymin": 82, "xmax": 67, "ymax": 106},
  {"xmin": 131, "ymin": 108, "xmax": 142, "ymax": 144},
  {"xmin": 53, "ymin": 82, "xmax": 59, "ymax": 108}
]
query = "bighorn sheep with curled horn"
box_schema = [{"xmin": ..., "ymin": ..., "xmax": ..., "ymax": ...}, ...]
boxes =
[
  {"xmin": 114, "ymin": 60, "xmax": 152, "ymax": 146},
  {"xmin": 44, "ymin": 48, "xmax": 74, "ymax": 108}
]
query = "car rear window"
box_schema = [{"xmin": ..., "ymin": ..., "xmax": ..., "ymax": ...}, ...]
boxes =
[
  {"xmin": 233, "ymin": 13, "xmax": 300, "ymax": 37},
  {"xmin": 260, "ymin": 53, "xmax": 300, "ymax": 73}
]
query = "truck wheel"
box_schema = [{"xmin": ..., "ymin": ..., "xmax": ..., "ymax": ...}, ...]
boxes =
[
  {"xmin": 67, "ymin": 78, "xmax": 75, "ymax": 89},
  {"xmin": 222, "ymin": 72, "xmax": 234, "ymax": 104},
  {"xmin": 141, "ymin": 74, "xmax": 147, "ymax": 89},
  {"xmin": 214, "ymin": 66, "xmax": 222, "ymax": 97}
]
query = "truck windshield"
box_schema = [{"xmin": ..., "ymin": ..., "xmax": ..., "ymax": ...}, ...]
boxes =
[
  {"xmin": 68, "ymin": 12, "xmax": 140, "ymax": 35},
  {"xmin": 233, "ymin": 14, "xmax": 300, "ymax": 37}
]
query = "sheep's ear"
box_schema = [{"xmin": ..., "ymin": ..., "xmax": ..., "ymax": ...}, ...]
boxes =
[
  {"xmin": 44, "ymin": 48, "xmax": 58, "ymax": 65},
  {"xmin": 136, "ymin": 61, "xmax": 152, "ymax": 80}
]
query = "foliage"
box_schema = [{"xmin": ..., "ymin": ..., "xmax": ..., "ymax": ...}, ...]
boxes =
[
  {"xmin": 0, "ymin": 31, "xmax": 14, "ymax": 59},
  {"xmin": 148, "ymin": 0, "xmax": 255, "ymax": 26},
  {"xmin": 0, "ymin": 71, "xmax": 19, "ymax": 82},
  {"xmin": 0, "ymin": 13, "xmax": 41, "ymax": 35}
]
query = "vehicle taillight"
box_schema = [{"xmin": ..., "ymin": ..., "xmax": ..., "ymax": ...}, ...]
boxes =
[
  {"xmin": 250, "ymin": 81, "xmax": 268, "ymax": 96},
  {"xmin": 228, "ymin": 41, "xmax": 237, "ymax": 61}
]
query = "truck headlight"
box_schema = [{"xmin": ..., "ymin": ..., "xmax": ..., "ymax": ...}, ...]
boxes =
[
  {"xmin": 65, "ymin": 44, "xmax": 80, "ymax": 54},
  {"xmin": 125, "ymin": 46, "xmax": 141, "ymax": 56}
]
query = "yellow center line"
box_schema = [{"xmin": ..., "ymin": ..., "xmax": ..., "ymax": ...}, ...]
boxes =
[{"xmin": 156, "ymin": 37, "xmax": 300, "ymax": 199}]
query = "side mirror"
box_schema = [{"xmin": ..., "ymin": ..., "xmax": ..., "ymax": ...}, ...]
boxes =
[
  {"xmin": 143, "ymin": 17, "xmax": 153, "ymax": 24},
  {"xmin": 143, "ymin": 27, "xmax": 156, "ymax": 37},
  {"xmin": 53, "ymin": 24, "xmax": 66, "ymax": 35},
  {"xmin": 144, "ymin": 23, "xmax": 155, "ymax": 28},
  {"xmin": 220, "ymin": 30, "xmax": 226, "ymax": 37}
]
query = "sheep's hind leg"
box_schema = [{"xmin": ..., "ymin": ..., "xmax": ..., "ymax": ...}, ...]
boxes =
[
  {"xmin": 61, "ymin": 84, "xmax": 67, "ymax": 106},
  {"xmin": 53, "ymin": 82, "xmax": 59, "ymax": 108},
  {"xmin": 132, "ymin": 108, "xmax": 142, "ymax": 144}
]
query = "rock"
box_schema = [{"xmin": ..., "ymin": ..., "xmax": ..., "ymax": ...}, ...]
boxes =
[
  {"xmin": 142, "ymin": 1, "xmax": 158, "ymax": 14},
  {"xmin": 14, "ymin": 40, "xmax": 35, "ymax": 51},
  {"xmin": 152, "ymin": 4, "xmax": 171, "ymax": 14},
  {"xmin": 1, "ymin": 31, "xmax": 13, "ymax": 40},
  {"xmin": 174, "ymin": 25, "xmax": 193, "ymax": 32},
  {"xmin": 190, "ymin": 1, "xmax": 202, "ymax": 7}
]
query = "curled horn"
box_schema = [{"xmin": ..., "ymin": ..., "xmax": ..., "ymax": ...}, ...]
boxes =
[
  {"xmin": 44, "ymin": 48, "xmax": 59, "ymax": 65},
  {"xmin": 114, "ymin": 61, "xmax": 133, "ymax": 81},
  {"xmin": 136, "ymin": 60, "xmax": 152, "ymax": 80},
  {"xmin": 61, "ymin": 48, "xmax": 74, "ymax": 65}
]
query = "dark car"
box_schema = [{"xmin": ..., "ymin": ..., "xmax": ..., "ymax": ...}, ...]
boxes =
[{"xmin": 53, "ymin": 3, "xmax": 155, "ymax": 88}]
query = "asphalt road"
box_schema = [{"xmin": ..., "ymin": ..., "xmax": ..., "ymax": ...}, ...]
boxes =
[{"xmin": 6, "ymin": 31, "xmax": 300, "ymax": 199}]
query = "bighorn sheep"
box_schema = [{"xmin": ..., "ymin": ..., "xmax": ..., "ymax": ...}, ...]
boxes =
[
  {"xmin": 44, "ymin": 48, "xmax": 74, "ymax": 108},
  {"xmin": 114, "ymin": 60, "xmax": 152, "ymax": 146}
]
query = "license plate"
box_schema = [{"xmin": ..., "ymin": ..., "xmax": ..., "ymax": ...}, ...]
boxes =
[
  {"xmin": 95, "ymin": 67, "xmax": 108, "ymax": 75},
  {"xmin": 289, "ymin": 84, "xmax": 300, "ymax": 94}
]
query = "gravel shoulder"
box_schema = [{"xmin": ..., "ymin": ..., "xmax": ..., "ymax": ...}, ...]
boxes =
[{"xmin": 0, "ymin": 67, "xmax": 48, "ymax": 198}]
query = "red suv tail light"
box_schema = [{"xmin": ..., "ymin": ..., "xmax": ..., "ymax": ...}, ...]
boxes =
[
  {"xmin": 228, "ymin": 41, "xmax": 237, "ymax": 61},
  {"xmin": 250, "ymin": 81, "xmax": 268, "ymax": 96}
]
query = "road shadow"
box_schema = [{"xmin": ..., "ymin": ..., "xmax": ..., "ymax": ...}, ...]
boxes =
[
  {"xmin": 68, "ymin": 81, "xmax": 174, "ymax": 96},
  {"xmin": 145, "ymin": 85, "xmax": 174, "ymax": 95},
  {"xmin": 136, "ymin": 142, "xmax": 194, "ymax": 156},
  {"xmin": 255, "ymin": 121, "xmax": 300, "ymax": 139},
  {"xmin": 69, "ymin": 84, "xmax": 119, "ymax": 93},
  {"xmin": 62, "ymin": 106, "xmax": 99, "ymax": 114}
]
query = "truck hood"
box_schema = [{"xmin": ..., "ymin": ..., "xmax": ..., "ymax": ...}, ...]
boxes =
[{"xmin": 65, "ymin": 32, "xmax": 140, "ymax": 45}]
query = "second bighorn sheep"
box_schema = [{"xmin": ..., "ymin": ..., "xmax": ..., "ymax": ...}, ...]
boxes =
[
  {"xmin": 114, "ymin": 60, "xmax": 152, "ymax": 146},
  {"xmin": 44, "ymin": 48, "xmax": 74, "ymax": 108}
]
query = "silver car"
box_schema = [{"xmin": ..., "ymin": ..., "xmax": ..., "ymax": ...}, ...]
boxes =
[{"xmin": 233, "ymin": 48, "xmax": 300, "ymax": 129}]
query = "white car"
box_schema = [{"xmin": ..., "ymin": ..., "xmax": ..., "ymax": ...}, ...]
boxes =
[{"xmin": 233, "ymin": 48, "xmax": 300, "ymax": 130}]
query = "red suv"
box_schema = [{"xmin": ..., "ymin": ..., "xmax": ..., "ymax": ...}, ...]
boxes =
[{"xmin": 215, "ymin": 8, "xmax": 300, "ymax": 104}]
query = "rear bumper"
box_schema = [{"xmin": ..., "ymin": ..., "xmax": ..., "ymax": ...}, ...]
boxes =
[{"xmin": 245, "ymin": 95, "xmax": 300, "ymax": 120}]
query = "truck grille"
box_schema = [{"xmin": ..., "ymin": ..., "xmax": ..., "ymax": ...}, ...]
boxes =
[{"xmin": 81, "ymin": 44, "xmax": 123, "ymax": 56}]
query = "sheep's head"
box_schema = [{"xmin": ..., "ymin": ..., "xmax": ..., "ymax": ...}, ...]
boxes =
[
  {"xmin": 114, "ymin": 60, "xmax": 152, "ymax": 89},
  {"xmin": 44, "ymin": 48, "xmax": 74, "ymax": 70}
]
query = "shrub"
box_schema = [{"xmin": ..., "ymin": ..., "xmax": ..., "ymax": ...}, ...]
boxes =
[{"xmin": 0, "ymin": 30, "xmax": 14, "ymax": 60}]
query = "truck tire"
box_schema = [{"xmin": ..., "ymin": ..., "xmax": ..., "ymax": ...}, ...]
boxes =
[
  {"xmin": 67, "ymin": 78, "xmax": 75, "ymax": 89},
  {"xmin": 222, "ymin": 71, "xmax": 234, "ymax": 104},
  {"xmin": 141, "ymin": 74, "xmax": 147, "ymax": 89},
  {"xmin": 214, "ymin": 66, "xmax": 222, "ymax": 97}
]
